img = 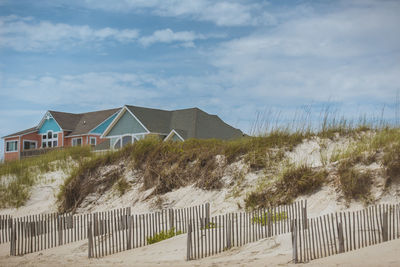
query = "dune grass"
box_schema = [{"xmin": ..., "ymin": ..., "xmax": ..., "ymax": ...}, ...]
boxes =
[
  {"xmin": 0, "ymin": 146, "xmax": 93, "ymax": 208},
  {"xmin": 244, "ymin": 164, "xmax": 328, "ymax": 209}
]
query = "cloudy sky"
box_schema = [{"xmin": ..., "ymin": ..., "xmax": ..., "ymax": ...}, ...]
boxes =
[{"xmin": 1, "ymin": 0, "xmax": 400, "ymax": 156}]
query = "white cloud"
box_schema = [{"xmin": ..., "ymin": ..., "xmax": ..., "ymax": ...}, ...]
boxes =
[
  {"xmin": 209, "ymin": 0, "xmax": 400, "ymax": 103},
  {"xmin": 0, "ymin": 15, "xmax": 139, "ymax": 52},
  {"xmin": 139, "ymin": 28, "xmax": 205, "ymax": 47},
  {"xmin": 82, "ymin": 0, "xmax": 263, "ymax": 26}
]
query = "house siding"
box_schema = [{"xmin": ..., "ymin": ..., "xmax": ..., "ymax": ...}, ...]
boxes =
[
  {"xmin": 4, "ymin": 137, "xmax": 20, "ymax": 161},
  {"xmin": 90, "ymin": 113, "xmax": 118, "ymax": 134},
  {"xmin": 20, "ymin": 131, "xmax": 42, "ymax": 151},
  {"xmin": 106, "ymin": 111, "xmax": 146, "ymax": 137},
  {"xmin": 38, "ymin": 118, "xmax": 61, "ymax": 134}
]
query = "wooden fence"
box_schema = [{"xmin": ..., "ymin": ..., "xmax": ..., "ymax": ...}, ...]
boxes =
[
  {"xmin": 291, "ymin": 203, "xmax": 400, "ymax": 263},
  {"xmin": 88, "ymin": 203, "xmax": 210, "ymax": 258},
  {"xmin": 0, "ymin": 215, "xmax": 12, "ymax": 244},
  {"xmin": 187, "ymin": 200, "xmax": 307, "ymax": 260},
  {"xmin": 9, "ymin": 212, "xmax": 91, "ymax": 256}
]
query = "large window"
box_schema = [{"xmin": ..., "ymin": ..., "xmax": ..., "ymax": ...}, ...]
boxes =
[
  {"xmin": 89, "ymin": 137, "xmax": 97, "ymax": 146},
  {"xmin": 42, "ymin": 131, "xmax": 58, "ymax": 148},
  {"xmin": 6, "ymin": 140, "xmax": 18, "ymax": 152},
  {"xmin": 72, "ymin": 137, "xmax": 82, "ymax": 147},
  {"xmin": 23, "ymin": 140, "xmax": 37, "ymax": 150}
]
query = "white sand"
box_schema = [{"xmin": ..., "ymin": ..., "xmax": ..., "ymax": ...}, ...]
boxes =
[{"xmin": 1, "ymin": 232, "xmax": 399, "ymax": 266}]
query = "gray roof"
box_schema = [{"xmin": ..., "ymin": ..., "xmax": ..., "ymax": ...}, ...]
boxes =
[
  {"xmin": 125, "ymin": 105, "xmax": 243, "ymax": 140},
  {"xmin": 3, "ymin": 127, "xmax": 38, "ymax": 138},
  {"xmin": 50, "ymin": 108, "xmax": 120, "ymax": 136}
]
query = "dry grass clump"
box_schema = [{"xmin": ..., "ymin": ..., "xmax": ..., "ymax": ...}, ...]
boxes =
[
  {"xmin": 245, "ymin": 165, "xmax": 327, "ymax": 209},
  {"xmin": 115, "ymin": 177, "xmax": 131, "ymax": 196},
  {"xmin": 0, "ymin": 146, "xmax": 92, "ymax": 208},
  {"xmin": 382, "ymin": 142, "xmax": 400, "ymax": 186},
  {"xmin": 57, "ymin": 149, "xmax": 127, "ymax": 212},
  {"xmin": 338, "ymin": 162, "xmax": 373, "ymax": 203}
]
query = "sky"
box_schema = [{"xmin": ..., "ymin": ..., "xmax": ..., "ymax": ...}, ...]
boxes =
[{"xmin": 1, "ymin": 0, "xmax": 400, "ymax": 157}]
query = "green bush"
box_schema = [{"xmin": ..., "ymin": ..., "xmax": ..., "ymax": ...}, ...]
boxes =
[
  {"xmin": 146, "ymin": 227, "xmax": 182, "ymax": 244},
  {"xmin": 252, "ymin": 211, "xmax": 287, "ymax": 225}
]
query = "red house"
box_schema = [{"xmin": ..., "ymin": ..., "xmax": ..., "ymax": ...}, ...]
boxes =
[{"xmin": 2, "ymin": 108, "xmax": 120, "ymax": 161}]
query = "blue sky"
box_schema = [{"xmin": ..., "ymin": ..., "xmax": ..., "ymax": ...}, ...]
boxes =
[{"xmin": 1, "ymin": 0, "xmax": 400, "ymax": 157}]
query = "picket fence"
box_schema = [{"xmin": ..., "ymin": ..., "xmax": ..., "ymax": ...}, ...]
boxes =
[
  {"xmin": 9, "ymin": 212, "xmax": 92, "ymax": 256},
  {"xmin": 0, "ymin": 215, "xmax": 12, "ymax": 244},
  {"xmin": 291, "ymin": 203, "xmax": 400, "ymax": 263},
  {"xmin": 88, "ymin": 203, "xmax": 210, "ymax": 258},
  {"xmin": 186, "ymin": 200, "xmax": 307, "ymax": 260}
]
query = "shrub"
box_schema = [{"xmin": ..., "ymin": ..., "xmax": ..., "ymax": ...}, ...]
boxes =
[
  {"xmin": 252, "ymin": 211, "xmax": 287, "ymax": 225},
  {"xmin": 382, "ymin": 143, "xmax": 400, "ymax": 186},
  {"xmin": 115, "ymin": 177, "xmax": 131, "ymax": 196},
  {"xmin": 146, "ymin": 227, "xmax": 182, "ymax": 244},
  {"xmin": 338, "ymin": 163, "xmax": 373, "ymax": 202},
  {"xmin": 245, "ymin": 165, "xmax": 327, "ymax": 209}
]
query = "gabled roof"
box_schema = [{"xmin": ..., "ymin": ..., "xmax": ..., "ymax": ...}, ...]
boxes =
[
  {"xmin": 2, "ymin": 127, "xmax": 38, "ymax": 139},
  {"xmin": 125, "ymin": 105, "xmax": 171, "ymax": 133},
  {"xmin": 49, "ymin": 108, "xmax": 120, "ymax": 136},
  {"xmin": 111, "ymin": 105, "xmax": 243, "ymax": 140},
  {"xmin": 68, "ymin": 108, "xmax": 120, "ymax": 136}
]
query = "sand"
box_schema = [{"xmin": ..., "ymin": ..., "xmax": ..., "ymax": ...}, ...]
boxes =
[{"xmin": 1, "ymin": 232, "xmax": 399, "ymax": 267}]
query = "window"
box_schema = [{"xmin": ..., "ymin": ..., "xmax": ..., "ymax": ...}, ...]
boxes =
[
  {"xmin": 42, "ymin": 131, "xmax": 58, "ymax": 148},
  {"xmin": 89, "ymin": 137, "xmax": 97, "ymax": 146},
  {"xmin": 122, "ymin": 135, "xmax": 132, "ymax": 146},
  {"xmin": 114, "ymin": 139, "xmax": 121, "ymax": 149},
  {"xmin": 6, "ymin": 141, "xmax": 18, "ymax": 152},
  {"xmin": 23, "ymin": 141, "xmax": 37, "ymax": 150},
  {"xmin": 72, "ymin": 138, "xmax": 82, "ymax": 147}
]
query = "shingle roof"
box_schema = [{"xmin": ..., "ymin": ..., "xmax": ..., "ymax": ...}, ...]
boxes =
[
  {"xmin": 68, "ymin": 108, "xmax": 120, "ymax": 136},
  {"xmin": 124, "ymin": 105, "xmax": 243, "ymax": 140},
  {"xmin": 49, "ymin": 108, "xmax": 120, "ymax": 136},
  {"xmin": 2, "ymin": 127, "xmax": 38, "ymax": 138},
  {"xmin": 125, "ymin": 105, "xmax": 171, "ymax": 133}
]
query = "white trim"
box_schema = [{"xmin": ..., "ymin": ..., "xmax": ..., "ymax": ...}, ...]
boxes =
[
  {"xmin": 41, "ymin": 130, "xmax": 59, "ymax": 148},
  {"xmin": 104, "ymin": 132, "xmax": 149, "ymax": 139},
  {"xmin": 72, "ymin": 137, "xmax": 83, "ymax": 147},
  {"xmin": 37, "ymin": 111, "xmax": 63, "ymax": 133},
  {"xmin": 87, "ymin": 110, "xmax": 121, "ymax": 134},
  {"xmin": 64, "ymin": 133, "xmax": 102, "ymax": 138},
  {"xmin": 5, "ymin": 140, "xmax": 19, "ymax": 153},
  {"xmin": 101, "ymin": 106, "xmax": 150, "ymax": 138},
  {"xmin": 164, "ymin": 129, "xmax": 184, "ymax": 141}
]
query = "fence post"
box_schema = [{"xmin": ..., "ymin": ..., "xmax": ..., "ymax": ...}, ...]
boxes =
[
  {"xmin": 382, "ymin": 211, "xmax": 388, "ymax": 242},
  {"xmin": 127, "ymin": 215, "xmax": 132, "ymax": 250},
  {"xmin": 291, "ymin": 219, "xmax": 298, "ymax": 263},
  {"xmin": 206, "ymin": 203, "xmax": 210, "ymax": 226},
  {"xmin": 169, "ymin": 209, "xmax": 174, "ymax": 230},
  {"xmin": 338, "ymin": 222, "xmax": 344, "ymax": 253},
  {"xmin": 187, "ymin": 222, "xmax": 192, "ymax": 261},
  {"xmin": 226, "ymin": 218, "xmax": 232, "ymax": 249},
  {"xmin": 268, "ymin": 209, "xmax": 272, "ymax": 237},
  {"xmin": 88, "ymin": 219, "xmax": 93, "ymax": 258},
  {"xmin": 9, "ymin": 219, "xmax": 14, "ymax": 256},
  {"xmin": 57, "ymin": 215, "xmax": 62, "ymax": 246},
  {"xmin": 303, "ymin": 205, "xmax": 308, "ymax": 229}
]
